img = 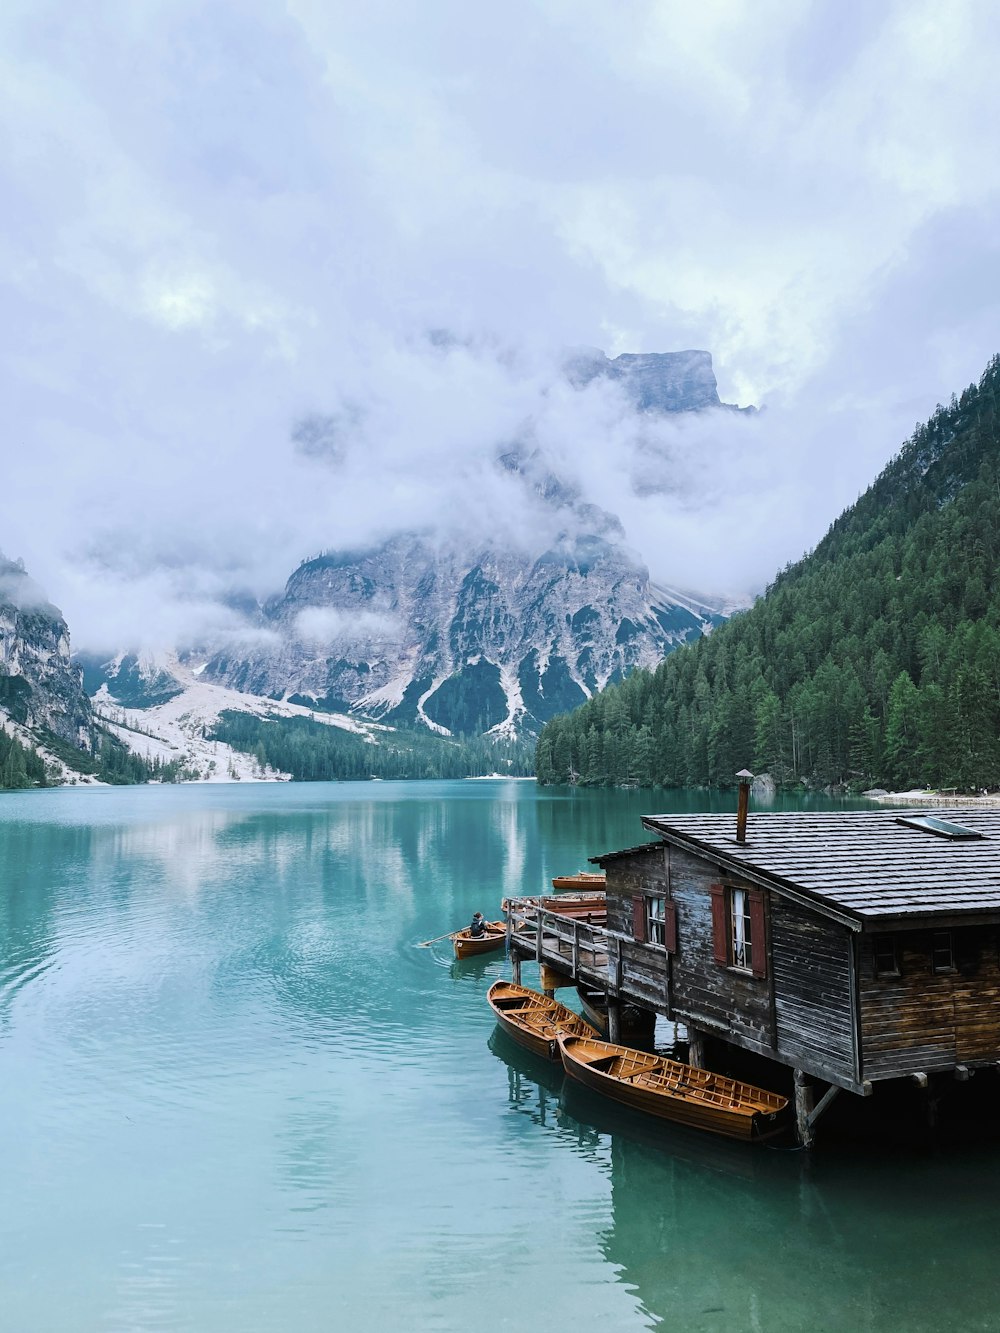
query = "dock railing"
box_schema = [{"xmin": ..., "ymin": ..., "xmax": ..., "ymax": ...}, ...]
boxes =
[
  {"xmin": 504, "ymin": 897, "xmax": 671, "ymax": 1009},
  {"xmin": 504, "ymin": 899, "xmax": 617, "ymax": 988}
]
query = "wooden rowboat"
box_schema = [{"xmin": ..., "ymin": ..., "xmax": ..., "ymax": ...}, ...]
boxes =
[
  {"xmin": 503, "ymin": 892, "xmax": 606, "ymax": 921},
  {"xmin": 487, "ymin": 981, "xmax": 599, "ymax": 1060},
  {"xmin": 551, "ymin": 871, "xmax": 606, "ymax": 892},
  {"xmin": 556, "ymin": 1035, "xmax": 789, "ymax": 1141},
  {"xmin": 453, "ymin": 921, "xmax": 506, "ymax": 960}
]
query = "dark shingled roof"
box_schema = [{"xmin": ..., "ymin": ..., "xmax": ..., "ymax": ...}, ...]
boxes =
[{"xmin": 633, "ymin": 808, "xmax": 1000, "ymax": 924}]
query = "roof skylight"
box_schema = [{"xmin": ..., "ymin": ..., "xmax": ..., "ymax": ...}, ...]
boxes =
[{"xmin": 895, "ymin": 814, "xmax": 984, "ymax": 840}]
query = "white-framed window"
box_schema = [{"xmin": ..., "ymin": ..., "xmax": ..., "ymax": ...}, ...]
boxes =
[
  {"xmin": 711, "ymin": 882, "xmax": 766, "ymax": 978},
  {"xmin": 633, "ymin": 893, "xmax": 676, "ymax": 951},
  {"xmin": 730, "ymin": 887, "xmax": 753, "ymax": 973},
  {"xmin": 646, "ymin": 895, "xmax": 667, "ymax": 945}
]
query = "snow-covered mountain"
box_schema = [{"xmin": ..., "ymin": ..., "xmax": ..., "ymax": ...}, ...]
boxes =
[
  {"xmin": 0, "ymin": 553, "xmax": 106, "ymax": 779},
  {"xmin": 84, "ymin": 349, "xmax": 750, "ymax": 743},
  {"xmin": 0, "ymin": 555, "xmax": 93, "ymax": 739},
  {"xmin": 91, "ymin": 656, "xmax": 386, "ymax": 783},
  {"xmin": 198, "ymin": 533, "xmax": 730, "ymax": 737}
]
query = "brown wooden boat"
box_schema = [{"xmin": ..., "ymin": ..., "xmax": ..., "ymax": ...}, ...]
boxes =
[
  {"xmin": 556, "ymin": 1035, "xmax": 789, "ymax": 1141},
  {"xmin": 453, "ymin": 921, "xmax": 506, "ymax": 960},
  {"xmin": 504, "ymin": 892, "xmax": 606, "ymax": 921},
  {"xmin": 551, "ymin": 871, "xmax": 606, "ymax": 892},
  {"xmin": 487, "ymin": 981, "xmax": 599, "ymax": 1060}
]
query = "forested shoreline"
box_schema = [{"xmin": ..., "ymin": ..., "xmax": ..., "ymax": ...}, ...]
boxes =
[
  {"xmin": 0, "ymin": 723, "xmax": 181, "ymax": 790},
  {"xmin": 211, "ymin": 710, "xmax": 535, "ymax": 781},
  {"xmin": 536, "ymin": 355, "xmax": 1000, "ymax": 793}
]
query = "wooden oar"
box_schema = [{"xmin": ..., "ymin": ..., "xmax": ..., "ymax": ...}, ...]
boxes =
[{"xmin": 417, "ymin": 929, "xmax": 461, "ymax": 948}]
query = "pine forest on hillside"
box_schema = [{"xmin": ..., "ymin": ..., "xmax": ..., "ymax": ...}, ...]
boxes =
[
  {"xmin": 211, "ymin": 711, "xmax": 535, "ymax": 782},
  {"xmin": 0, "ymin": 724, "xmax": 183, "ymax": 790},
  {"xmin": 0, "ymin": 727, "xmax": 48, "ymax": 789},
  {"xmin": 536, "ymin": 355, "xmax": 1000, "ymax": 793}
]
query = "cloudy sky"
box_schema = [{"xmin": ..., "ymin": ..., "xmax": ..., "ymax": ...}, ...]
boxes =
[{"xmin": 2, "ymin": 0, "xmax": 1000, "ymax": 649}]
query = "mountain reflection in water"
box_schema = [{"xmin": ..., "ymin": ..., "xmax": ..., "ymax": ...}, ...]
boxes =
[{"xmin": 1, "ymin": 781, "xmax": 997, "ymax": 1333}]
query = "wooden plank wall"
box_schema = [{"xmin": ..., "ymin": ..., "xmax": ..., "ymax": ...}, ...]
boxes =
[
  {"xmin": 604, "ymin": 846, "xmax": 664, "ymax": 936},
  {"xmin": 608, "ymin": 846, "xmax": 773, "ymax": 1048},
  {"xmin": 771, "ymin": 897, "xmax": 855, "ymax": 1079},
  {"xmin": 859, "ymin": 928, "xmax": 1000, "ymax": 1077},
  {"xmin": 667, "ymin": 847, "xmax": 773, "ymax": 1049},
  {"xmin": 606, "ymin": 845, "xmax": 860, "ymax": 1086},
  {"xmin": 618, "ymin": 939, "xmax": 669, "ymax": 1009},
  {"xmin": 605, "ymin": 849, "xmax": 670, "ymax": 1010},
  {"xmin": 606, "ymin": 838, "xmax": 1000, "ymax": 1085}
]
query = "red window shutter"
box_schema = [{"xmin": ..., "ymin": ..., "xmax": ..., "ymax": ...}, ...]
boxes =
[
  {"xmin": 632, "ymin": 895, "xmax": 646, "ymax": 942},
  {"xmin": 710, "ymin": 883, "xmax": 728, "ymax": 964},
  {"xmin": 664, "ymin": 900, "xmax": 677, "ymax": 954},
  {"xmin": 749, "ymin": 889, "xmax": 767, "ymax": 979}
]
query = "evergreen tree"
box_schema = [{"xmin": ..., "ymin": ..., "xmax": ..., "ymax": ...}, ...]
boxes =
[{"xmin": 536, "ymin": 353, "xmax": 1000, "ymax": 793}]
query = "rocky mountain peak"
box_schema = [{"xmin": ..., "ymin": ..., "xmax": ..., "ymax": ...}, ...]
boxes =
[
  {"xmin": 0, "ymin": 551, "xmax": 94, "ymax": 745},
  {"xmin": 565, "ymin": 348, "xmax": 725, "ymax": 413},
  {"xmin": 83, "ymin": 346, "xmax": 751, "ymax": 746}
]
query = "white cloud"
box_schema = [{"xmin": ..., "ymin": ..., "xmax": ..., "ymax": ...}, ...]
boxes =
[
  {"xmin": 293, "ymin": 607, "xmax": 402, "ymax": 646},
  {"xmin": 1, "ymin": 0, "xmax": 999, "ymax": 648},
  {"xmin": 0, "ymin": 562, "xmax": 54, "ymax": 613}
]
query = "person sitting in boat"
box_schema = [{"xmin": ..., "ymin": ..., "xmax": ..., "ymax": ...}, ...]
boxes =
[{"xmin": 469, "ymin": 912, "xmax": 487, "ymax": 938}]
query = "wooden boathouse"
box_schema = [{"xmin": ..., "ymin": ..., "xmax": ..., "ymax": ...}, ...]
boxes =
[{"xmin": 505, "ymin": 803, "xmax": 1000, "ymax": 1144}]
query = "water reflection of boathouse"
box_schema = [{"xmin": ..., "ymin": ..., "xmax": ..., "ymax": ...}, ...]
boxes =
[
  {"xmin": 490, "ymin": 1022, "xmax": 1000, "ymax": 1329},
  {"xmin": 506, "ymin": 804, "xmax": 1000, "ymax": 1145}
]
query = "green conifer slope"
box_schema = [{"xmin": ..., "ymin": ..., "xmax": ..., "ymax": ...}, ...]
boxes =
[{"xmin": 536, "ymin": 355, "xmax": 1000, "ymax": 792}]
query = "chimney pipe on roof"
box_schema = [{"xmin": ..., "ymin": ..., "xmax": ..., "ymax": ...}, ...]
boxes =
[{"xmin": 736, "ymin": 769, "xmax": 754, "ymax": 844}]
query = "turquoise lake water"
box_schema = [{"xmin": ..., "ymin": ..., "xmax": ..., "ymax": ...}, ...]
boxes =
[{"xmin": 2, "ymin": 779, "xmax": 1000, "ymax": 1332}]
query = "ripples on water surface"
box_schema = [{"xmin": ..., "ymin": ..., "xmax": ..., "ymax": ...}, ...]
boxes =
[{"xmin": 2, "ymin": 781, "xmax": 1000, "ymax": 1331}]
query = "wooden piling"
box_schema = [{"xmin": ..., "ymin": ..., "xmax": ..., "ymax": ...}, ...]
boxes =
[
  {"xmin": 687, "ymin": 1026, "xmax": 706, "ymax": 1069},
  {"xmin": 794, "ymin": 1069, "xmax": 815, "ymax": 1148},
  {"xmin": 607, "ymin": 996, "xmax": 622, "ymax": 1044},
  {"xmin": 919, "ymin": 1081, "xmax": 938, "ymax": 1132},
  {"xmin": 539, "ymin": 963, "xmax": 571, "ymax": 995}
]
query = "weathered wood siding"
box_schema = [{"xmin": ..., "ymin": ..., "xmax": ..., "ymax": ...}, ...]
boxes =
[
  {"xmin": 605, "ymin": 844, "xmax": 860, "ymax": 1086},
  {"xmin": 771, "ymin": 897, "xmax": 855, "ymax": 1080},
  {"xmin": 604, "ymin": 846, "xmax": 664, "ymax": 936},
  {"xmin": 666, "ymin": 847, "xmax": 773, "ymax": 1049},
  {"xmin": 597, "ymin": 818, "xmax": 1000, "ymax": 1091},
  {"xmin": 860, "ymin": 928, "xmax": 1000, "ymax": 1078},
  {"xmin": 618, "ymin": 938, "xmax": 670, "ymax": 1009},
  {"xmin": 605, "ymin": 847, "xmax": 670, "ymax": 1010},
  {"xmin": 608, "ymin": 847, "xmax": 772, "ymax": 1049}
]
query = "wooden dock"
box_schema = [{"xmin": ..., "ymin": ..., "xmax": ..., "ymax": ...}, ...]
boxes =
[{"xmin": 505, "ymin": 900, "xmax": 670, "ymax": 1038}]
